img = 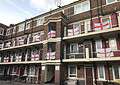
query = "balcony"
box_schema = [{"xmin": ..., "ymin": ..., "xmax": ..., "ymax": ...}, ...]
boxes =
[
  {"xmin": 64, "ymin": 13, "xmax": 119, "ymax": 40},
  {"xmin": 46, "ymin": 52, "xmax": 56, "ymax": 60}
]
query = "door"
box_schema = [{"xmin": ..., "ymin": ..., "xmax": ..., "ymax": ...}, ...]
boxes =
[{"xmin": 86, "ymin": 67, "xmax": 93, "ymax": 85}]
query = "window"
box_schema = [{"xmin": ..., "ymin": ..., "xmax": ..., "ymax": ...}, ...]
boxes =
[
  {"xmin": 0, "ymin": 67, "xmax": 4, "ymax": 75},
  {"xmin": 73, "ymin": 22, "xmax": 80, "ymax": 35},
  {"xmin": 113, "ymin": 65, "xmax": 120, "ymax": 79},
  {"xmin": 98, "ymin": 65, "xmax": 105, "ymax": 80},
  {"xmin": 26, "ymin": 21, "xmax": 31, "ymax": 30},
  {"xmin": 29, "ymin": 66, "xmax": 36, "ymax": 76},
  {"xmin": 6, "ymin": 28, "xmax": 13, "ymax": 35},
  {"xmin": 95, "ymin": 40, "xmax": 102, "ymax": 49},
  {"xmin": 70, "ymin": 43, "xmax": 78, "ymax": 53},
  {"xmin": 106, "ymin": 0, "xmax": 118, "ymax": 4},
  {"xmin": 0, "ymin": 28, "xmax": 4, "ymax": 35},
  {"xmin": 109, "ymin": 38, "xmax": 117, "ymax": 50},
  {"xmin": 18, "ymin": 23, "xmax": 25, "ymax": 32},
  {"xmin": 85, "ymin": 20, "xmax": 91, "ymax": 32},
  {"xmin": 36, "ymin": 17, "xmax": 44, "ymax": 26},
  {"xmin": 68, "ymin": 65, "xmax": 77, "ymax": 78},
  {"xmin": 74, "ymin": 0, "xmax": 90, "ymax": 14}
]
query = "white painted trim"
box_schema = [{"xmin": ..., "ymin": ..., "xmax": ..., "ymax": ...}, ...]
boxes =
[
  {"xmin": 68, "ymin": 65, "xmax": 77, "ymax": 79},
  {"xmin": 112, "ymin": 65, "xmax": 120, "ymax": 80},
  {"xmin": 55, "ymin": 65, "xmax": 60, "ymax": 70},
  {"xmin": 97, "ymin": 65, "xmax": 106, "ymax": 80},
  {"xmin": 70, "ymin": 43, "xmax": 79, "ymax": 53},
  {"xmin": 106, "ymin": 0, "xmax": 118, "ymax": 5},
  {"xmin": 74, "ymin": 0, "xmax": 90, "ymax": 15}
]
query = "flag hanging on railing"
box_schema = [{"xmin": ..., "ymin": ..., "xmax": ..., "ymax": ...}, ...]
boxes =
[
  {"xmin": 31, "ymin": 51, "xmax": 39, "ymax": 61},
  {"xmin": 73, "ymin": 27, "xmax": 80, "ymax": 35},
  {"xmin": 102, "ymin": 16, "xmax": 112, "ymax": 30},
  {"xmin": 48, "ymin": 30, "xmax": 56, "ymax": 38},
  {"xmin": 93, "ymin": 17, "xmax": 102, "ymax": 31}
]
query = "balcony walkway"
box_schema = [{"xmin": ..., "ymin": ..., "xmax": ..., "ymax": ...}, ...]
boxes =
[{"xmin": 0, "ymin": 80, "xmax": 56, "ymax": 85}]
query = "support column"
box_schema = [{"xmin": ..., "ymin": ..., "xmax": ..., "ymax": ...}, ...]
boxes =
[
  {"xmin": 41, "ymin": 65, "xmax": 45, "ymax": 84},
  {"xmin": 86, "ymin": 48, "xmax": 89, "ymax": 59},
  {"xmin": 55, "ymin": 65, "xmax": 61, "ymax": 85},
  {"xmin": 118, "ymin": 13, "xmax": 120, "ymax": 27}
]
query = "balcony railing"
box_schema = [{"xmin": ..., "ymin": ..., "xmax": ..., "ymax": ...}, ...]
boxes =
[
  {"xmin": 94, "ymin": 49, "xmax": 120, "ymax": 58},
  {"xmin": 66, "ymin": 53, "xmax": 85, "ymax": 59},
  {"xmin": 46, "ymin": 52, "xmax": 56, "ymax": 60},
  {"xmin": 65, "ymin": 13, "xmax": 119, "ymax": 37}
]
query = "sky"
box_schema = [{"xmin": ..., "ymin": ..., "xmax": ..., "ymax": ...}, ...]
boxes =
[{"xmin": 0, "ymin": 0, "xmax": 77, "ymax": 26}]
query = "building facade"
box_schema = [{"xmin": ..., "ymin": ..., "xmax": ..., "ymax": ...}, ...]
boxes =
[{"xmin": 0, "ymin": 0, "xmax": 120, "ymax": 85}]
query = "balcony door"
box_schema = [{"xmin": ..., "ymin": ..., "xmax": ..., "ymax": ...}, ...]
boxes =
[{"xmin": 85, "ymin": 66, "xmax": 93, "ymax": 85}]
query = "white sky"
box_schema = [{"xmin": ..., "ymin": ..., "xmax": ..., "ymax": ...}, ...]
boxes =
[{"xmin": 0, "ymin": 0, "xmax": 77, "ymax": 26}]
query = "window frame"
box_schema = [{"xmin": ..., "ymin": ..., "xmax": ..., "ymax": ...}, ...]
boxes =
[
  {"xmin": 18, "ymin": 23, "xmax": 25, "ymax": 32},
  {"xmin": 74, "ymin": 0, "xmax": 90, "ymax": 15},
  {"xmin": 98, "ymin": 65, "xmax": 106, "ymax": 80},
  {"xmin": 109, "ymin": 38, "xmax": 117, "ymax": 51},
  {"xmin": 68, "ymin": 65, "xmax": 77, "ymax": 79},
  {"xmin": 112, "ymin": 65, "xmax": 120, "ymax": 80},
  {"xmin": 0, "ymin": 28, "xmax": 4, "ymax": 35},
  {"xmin": 70, "ymin": 43, "xmax": 79, "ymax": 53},
  {"xmin": 106, "ymin": 0, "xmax": 118, "ymax": 5}
]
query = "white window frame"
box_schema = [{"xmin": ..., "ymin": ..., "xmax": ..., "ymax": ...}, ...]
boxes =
[
  {"xmin": 106, "ymin": 0, "xmax": 118, "ymax": 5},
  {"xmin": 18, "ymin": 23, "xmax": 25, "ymax": 32},
  {"xmin": 29, "ymin": 66, "xmax": 36, "ymax": 76},
  {"xmin": 98, "ymin": 65, "xmax": 106, "ymax": 80},
  {"xmin": 85, "ymin": 20, "xmax": 91, "ymax": 33},
  {"xmin": 74, "ymin": 0, "xmax": 90, "ymax": 15},
  {"xmin": 112, "ymin": 65, "xmax": 120, "ymax": 80},
  {"xmin": 68, "ymin": 65, "xmax": 77, "ymax": 79},
  {"xmin": 26, "ymin": 21, "xmax": 31, "ymax": 30},
  {"xmin": 70, "ymin": 43, "xmax": 79, "ymax": 53},
  {"xmin": 95, "ymin": 40, "xmax": 103, "ymax": 50},
  {"xmin": 109, "ymin": 38, "xmax": 117, "ymax": 51}
]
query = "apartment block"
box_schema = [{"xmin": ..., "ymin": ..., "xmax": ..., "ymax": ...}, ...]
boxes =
[{"xmin": 0, "ymin": 0, "xmax": 120, "ymax": 85}]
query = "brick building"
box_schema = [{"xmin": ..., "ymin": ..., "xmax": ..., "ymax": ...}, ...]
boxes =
[{"xmin": 0, "ymin": 0, "xmax": 120, "ymax": 85}]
